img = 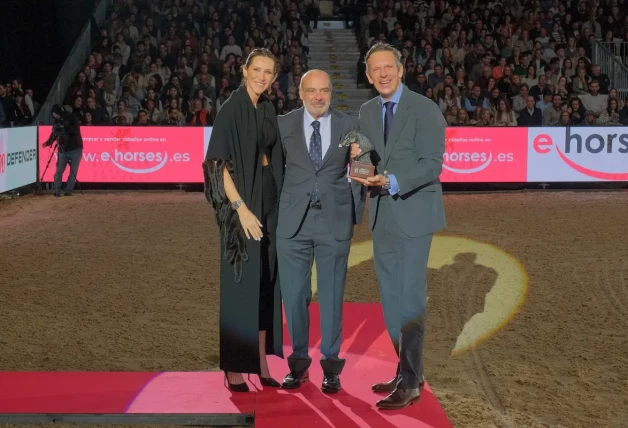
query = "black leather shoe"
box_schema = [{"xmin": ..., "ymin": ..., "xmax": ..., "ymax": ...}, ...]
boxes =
[
  {"xmin": 281, "ymin": 370, "xmax": 309, "ymax": 389},
  {"xmin": 321, "ymin": 373, "xmax": 341, "ymax": 393},
  {"xmin": 372, "ymin": 375, "xmax": 425, "ymax": 393},
  {"xmin": 376, "ymin": 387, "xmax": 420, "ymax": 410},
  {"xmin": 259, "ymin": 376, "xmax": 281, "ymax": 387},
  {"xmin": 53, "ymin": 192, "xmax": 60, "ymax": 197}
]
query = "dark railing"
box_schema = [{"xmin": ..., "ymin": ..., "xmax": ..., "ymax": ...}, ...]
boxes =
[{"xmin": 592, "ymin": 40, "xmax": 628, "ymax": 100}]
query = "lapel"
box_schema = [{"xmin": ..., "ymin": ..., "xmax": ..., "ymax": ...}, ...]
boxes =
[
  {"xmin": 320, "ymin": 109, "xmax": 343, "ymax": 168},
  {"xmin": 236, "ymin": 87, "xmax": 258, "ymax": 204},
  {"xmin": 383, "ymin": 85, "xmax": 411, "ymax": 166},
  {"xmin": 292, "ymin": 107, "xmax": 316, "ymax": 173},
  {"xmin": 371, "ymin": 98, "xmax": 385, "ymax": 161}
]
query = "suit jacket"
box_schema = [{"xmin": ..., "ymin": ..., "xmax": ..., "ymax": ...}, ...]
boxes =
[
  {"xmin": 358, "ymin": 85, "xmax": 446, "ymax": 238},
  {"xmin": 277, "ymin": 107, "xmax": 366, "ymax": 241},
  {"xmin": 517, "ymin": 107, "xmax": 543, "ymax": 126}
]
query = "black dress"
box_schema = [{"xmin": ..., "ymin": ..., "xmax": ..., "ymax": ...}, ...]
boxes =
[
  {"xmin": 203, "ymin": 87, "xmax": 285, "ymax": 375},
  {"xmin": 258, "ymin": 104, "xmax": 278, "ymax": 333}
]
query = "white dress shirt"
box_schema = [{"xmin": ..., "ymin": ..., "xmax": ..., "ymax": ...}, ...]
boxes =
[{"xmin": 303, "ymin": 108, "xmax": 331, "ymax": 158}]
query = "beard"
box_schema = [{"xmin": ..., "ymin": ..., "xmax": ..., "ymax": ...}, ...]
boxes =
[{"xmin": 309, "ymin": 102, "xmax": 328, "ymax": 113}]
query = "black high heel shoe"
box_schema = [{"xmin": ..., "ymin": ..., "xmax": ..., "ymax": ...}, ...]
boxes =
[
  {"xmin": 258, "ymin": 375, "xmax": 281, "ymax": 388},
  {"xmin": 224, "ymin": 372, "xmax": 250, "ymax": 393}
]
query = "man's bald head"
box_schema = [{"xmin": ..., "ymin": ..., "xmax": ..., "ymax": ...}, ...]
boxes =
[
  {"xmin": 299, "ymin": 69, "xmax": 332, "ymax": 119},
  {"xmin": 299, "ymin": 69, "xmax": 333, "ymax": 92}
]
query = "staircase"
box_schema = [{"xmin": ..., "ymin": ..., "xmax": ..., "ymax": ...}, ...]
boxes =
[
  {"xmin": 592, "ymin": 40, "xmax": 628, "ymax": 100},
  {"xmin": 307, "ymin": 27, "xmax": 373, "ymax": 117}
]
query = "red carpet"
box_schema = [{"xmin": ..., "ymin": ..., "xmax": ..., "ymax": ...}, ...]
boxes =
[
  {"xmin": 0, "ymin": 303, "xmax": 451, "ymax": 427},
  {"xmin": 0, "ymin": 372, "xmax": 158, "ymax": 413},
  {"xmin": 254, "ymin": 303, "xmax": 452, "ymax": 428}
]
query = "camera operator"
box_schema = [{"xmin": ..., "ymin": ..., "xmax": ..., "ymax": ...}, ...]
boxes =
[{"xmin": 42, "ymin": 105, "xmax": 84, "ymax": 197}]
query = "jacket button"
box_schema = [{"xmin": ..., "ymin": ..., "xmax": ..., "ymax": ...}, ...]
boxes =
[{"xmin": 307, "ymin": 192, "xmax": 310, "ymax": 196}]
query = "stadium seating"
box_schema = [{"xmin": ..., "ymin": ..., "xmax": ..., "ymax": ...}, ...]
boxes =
[{"xmin": 3, "ymin": 0, "xmax": 627, "ymax": 128}]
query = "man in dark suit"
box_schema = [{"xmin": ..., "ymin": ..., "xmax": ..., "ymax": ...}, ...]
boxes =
[
  {"xmin": 517, "ymin": 96, "xmax": 543, "ymax": 126},
  {"xmin": 350, "ymin": 43, "xmax": 447, "ymax": 410},
  {"xmin": 276, "ymin": 70, "xmax": 366, "ymax": 394}
]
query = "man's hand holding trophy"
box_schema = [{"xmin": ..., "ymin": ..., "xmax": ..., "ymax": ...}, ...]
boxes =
[
  {"xmin": 342, "ymin": 128, "xmax": 388, "ymax": 187},
  {"xmin": 341, "ymin": 128, "xmax": 375, "ymax": 179}
]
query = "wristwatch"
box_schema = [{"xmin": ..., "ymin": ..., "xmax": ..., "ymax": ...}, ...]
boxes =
[
  {"xmin": 231, "ymin": 199, "xmax": 244, "ymax": 210},
  {"xmin": 382, "ymin": 171, "xmax": 391, "ymax": 190}
]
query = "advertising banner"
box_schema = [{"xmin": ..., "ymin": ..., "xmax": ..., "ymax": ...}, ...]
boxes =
[
  {"xmin": 441, "ymin": 127, "xmax": 528, "ymax": 182},
  {"xmin": 31, "ymin": 125, "xmax": 628, "ymax": 185},
  {"xmin": 0, "ymin": 127, "xmax": 38, "ymax": 193},
  {"xmin": 39, "ymin": 126, "xmax": 205, "ymax": 183},
  {"xmin": 527, "ymin": 127, "xmax": 628, "ymax": 182}
]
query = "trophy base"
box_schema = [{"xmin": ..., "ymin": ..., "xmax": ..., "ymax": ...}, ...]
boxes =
[{"xmin": 349, "ymin": 161, "xmax": 375, "ymax": 179}]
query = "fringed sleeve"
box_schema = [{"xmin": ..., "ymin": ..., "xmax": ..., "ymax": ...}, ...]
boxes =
[
  {"xmin": 203, "ymin": 105, "xmax": 250, "ymax": 287},
  {"xmin": 203, "ymin": 159, "xmax": 248, "ymax": 283}
]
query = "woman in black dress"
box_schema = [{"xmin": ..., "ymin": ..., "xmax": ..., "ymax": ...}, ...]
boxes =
[{"xmin": 203, "ymin": 49, "xmax": 285, "ymax": 392}]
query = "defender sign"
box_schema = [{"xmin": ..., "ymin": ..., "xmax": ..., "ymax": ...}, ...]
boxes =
[{"xmin": 0, "ymin": 127, "xmax": 38, "ymax": 193}]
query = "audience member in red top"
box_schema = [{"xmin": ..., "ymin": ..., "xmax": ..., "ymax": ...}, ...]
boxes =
[{"xmin": 186, "ymin": 98, "xmax": 215, "ymax": 126}]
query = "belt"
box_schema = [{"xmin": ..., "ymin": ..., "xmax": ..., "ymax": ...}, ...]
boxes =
[{"xmin": 309, "ymin": 200, "xmax": 322, "ymax": 210}]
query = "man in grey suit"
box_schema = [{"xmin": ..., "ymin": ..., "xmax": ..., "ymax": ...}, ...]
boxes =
[
  {"xmin": 276, "ymin": 69, "xmax": 365, "ymax": 394},
  {"xmin": 350, "ymin": 43, "xmax": 447, "ymax": 409}
]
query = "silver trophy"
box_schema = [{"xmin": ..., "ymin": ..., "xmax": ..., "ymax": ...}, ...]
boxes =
[{"xmin": 340, "ymin": 128, "xmax": 375, "ymax": 178}]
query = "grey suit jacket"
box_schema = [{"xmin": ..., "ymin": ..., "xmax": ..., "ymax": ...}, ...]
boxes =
[
  {"xmin": 358, "ymin": 85, "xmax": 447, "ymax": 237},
  {"xmin": 277, "ymin": 107, "xmax": 366, "ymax": 241}
]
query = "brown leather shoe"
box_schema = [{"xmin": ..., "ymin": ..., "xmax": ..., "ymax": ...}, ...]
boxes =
[
  {"xmin": 376, "ymin": 387, "xmax": 420, "ymax": 410},
  {"xmin": 372, "ymin": 376, "xmax": 425, "ymax": 393},
  {"xmin": 372, "ymin": 377, "xmax": 397, "ymax": 392}
]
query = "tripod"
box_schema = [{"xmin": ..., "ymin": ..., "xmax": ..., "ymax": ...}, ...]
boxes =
[{"xmin": 34, "ymin": 142, "xmax": 83, "ymax": 196}]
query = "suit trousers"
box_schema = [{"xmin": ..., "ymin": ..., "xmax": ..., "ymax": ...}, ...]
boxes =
[
  {"xmin": 373, "ymin": 196, "xmax": 433, "ymax": 389},
  {"xmin": 277, "ymin": 206, "xmax": 351, "ymax": 375}
]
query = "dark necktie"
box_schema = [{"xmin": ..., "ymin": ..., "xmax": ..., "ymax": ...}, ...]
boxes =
[
  {"xmin": 384, "ymin": 101, "xmax": 395, "ymax": 144},
  {"xmin": 309, "ymin": 120, "xmax": 322, "ymax": 201}
]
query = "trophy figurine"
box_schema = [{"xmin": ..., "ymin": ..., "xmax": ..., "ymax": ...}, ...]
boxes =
[{"xmin": 340, "ymin": 128, "xmax": 376, "ymax": 179}]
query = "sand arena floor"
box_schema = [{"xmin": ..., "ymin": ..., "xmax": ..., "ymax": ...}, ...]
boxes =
[{"xmin": 1, "ymin": 190, "xmax": 627, "ymax": 428}]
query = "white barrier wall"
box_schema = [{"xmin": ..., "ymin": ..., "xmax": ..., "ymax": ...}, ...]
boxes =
[{"xmin": 0, "ymin": 127, "xmax": 38, "ymax": 193}]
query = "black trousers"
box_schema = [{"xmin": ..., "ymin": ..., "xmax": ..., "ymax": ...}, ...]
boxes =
[{"xmin": 259, "ymin": 165, "xmax": 277, "ymax": 331}]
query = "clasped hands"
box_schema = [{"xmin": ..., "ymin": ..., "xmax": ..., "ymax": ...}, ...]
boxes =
[{"xmin": 348, "ymin": 143, "xmax": 387, "ymax": 187}]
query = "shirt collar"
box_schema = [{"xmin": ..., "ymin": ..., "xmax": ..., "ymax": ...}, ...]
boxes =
[
  {"xmin": 380, "ymin": 84, "xmax": 404, "ymax": 107},
  {"xmin": 304, "ymin": 107, "xmax": 330, "ymax": 126}
]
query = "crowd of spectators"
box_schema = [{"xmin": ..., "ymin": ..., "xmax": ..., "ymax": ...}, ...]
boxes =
[
  {"xmin": 62, "ymin": 0, "xmax": 320, "ymax": 126},
  {"xmin": 356, "ymin": 0, "xmax": 628, "ymax": 127},
  {"xmin": 0, "ymin": 79, "xmax": 38, "ymax": 128},
  {"xmin": 19, "ymin": 0, "xmax": 628, "ymax": 130}
]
